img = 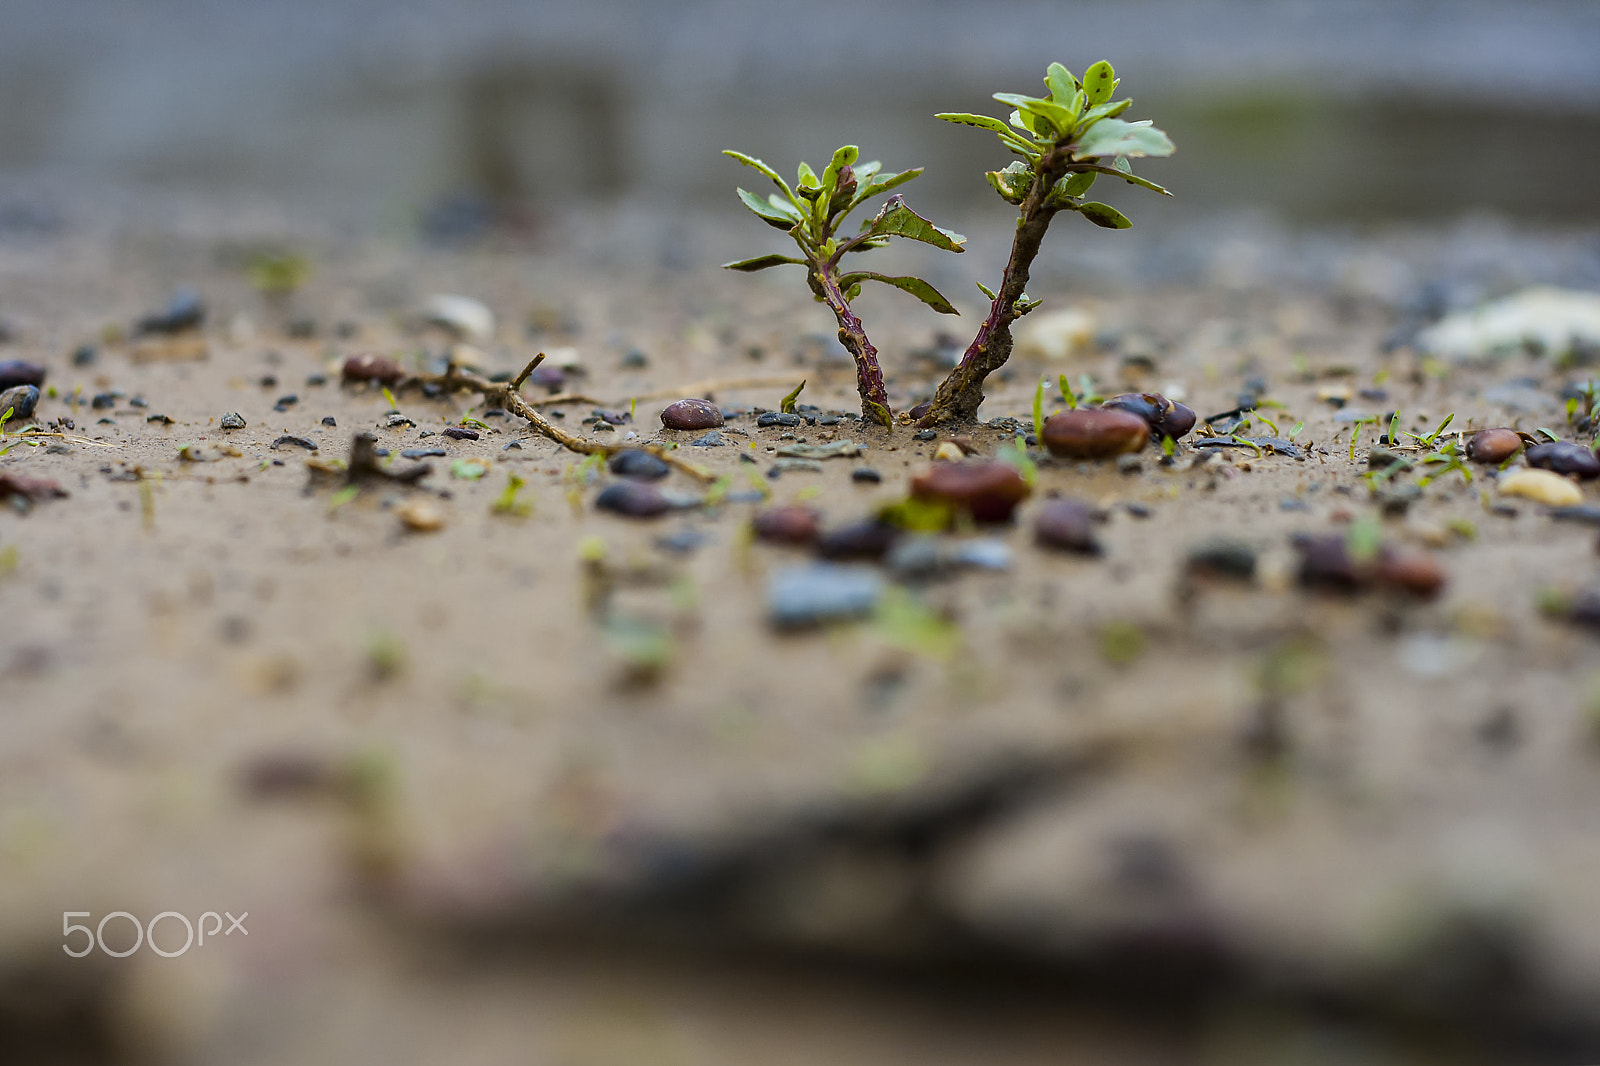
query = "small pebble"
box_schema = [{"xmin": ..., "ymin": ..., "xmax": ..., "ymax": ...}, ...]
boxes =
[
  {"xmin": 1465, "ymin": 427, "xmax": 1523, "ymax": 464},
  {"xmin": 1100, "ymin": 392, "xmax": 1197, "ymax": 440},
  {"xmin": 91, "ymin": 393, "xmax": 117, "ymax": 409},
  {"xmin": 885, "ymin": 536, "xmax": 1012, "ymax": 578},
  {"xmin": 757, "ymin": 411, "xmax": 804, "ymax": 428},
  {"xmin": 146, "ymin": 413, "xmax": 174, "ymax": 425},
  {"xmin": 1041, "ymin": 408, "xmax": 1149, "ymax": 459},
  {"xmin": 1525, "ymin": 441, "xmax": 1600, "ymax": 480},
  {"xmin": 0, "ymin": 384, "xmax": 40, "ymax": 420},
  {"xmin": 933, "ymin": 441, "xmax": 964, "ymax": 462},
  {"xmin": 401, "ymin": 448, "xmax": 447, "ymax": 459},
  {"xmin": 595, "ymin": 481, "xmax": 671, "ymax": 518},
  {"xmin": 689, "ymin": 430, "xmax": 725, "ymax": 447},
  {"xmin": 0, "ymin": 360, "xmax": 45, "ymax": 390},
  {"xmin": 442, "ymin": 426, "xmax": 480, "ymax": 441},
  {"xmin": 1186, "ymin": 539, "xmax": 1256, "ymax": 581},
  {"xmin": 1033, "ymin": 499, "xmax": 1101, "ymax": 554},
  {"xmin": 851, "ymin": 468, "xmax": 883, "ymax": 483},
  {"xmin": 592, "ymin": 408, "xmax": 631, "ymax": 426},
  {"xmin": 654, "ymin": 528, "xmax": 705, "ymax": 555},
  {"xmin": 910, "ymin": 461, "xmax": 1031, "ymax": 523},
  {"xmin": 273, "ymin": 394, "xmax": 298, "ymax": 410},
  {"xmin": 608, "ymin": 449, "xmax": 671, "ymax": 481},
  {"xmin": 752, "ymin": 506, "xmax": 821, "ymax": 544},
  {"xmin": 342, "ymin": 353, "xmax": 405, "ymax": 384},
  {"xmin": 661, "ymin": 398, "xmax": 724, "ymax": 430},
  {"xmin": 1499, "ymin": 468, "xmax": 1584, "ymax": 506},
  {"xmin": 71, "ymin": 345, "xmax": 97, "ymax": 367},
  {"xmin": 305, "ymin": 373, "xmax": 327, "ymax": 386},
  {"xmin": 907, "ymin": 401, "xmax": 932, "ymax": 421},
  {"xmin": 322, "ymin": 416, "xmax": 337, "ymax": 427},
  {"xmin": 386, "ymin": 414, "xmax": 416, "ymax": 429},
  {"xmin": 815, "ymin": 519, "xmax": 900, "ymax": 559},
  {"xmin": 768, "ymin": 564, "xmax": 883, "ymax": 629},
  {"xmin": 137, "ymin": 287, "xmax": 204, "ymax": 334},
  {"xmin": 272, "ymin": 435, "xmax": 318, "ymax": 451},
  {"xmin": 397, "ymin": 499, "xmax": 445, "ymax": 532},
  {"xmin": 128, "ymin": 396, "xmax": 148, "ymax": 409},
  {"xmin": 219, "ymin": 411, "xmax": 247, "ymax": 430},
  {"xmin": 620, "ymin": 349, "xmax": 649, "ymax": 369}
]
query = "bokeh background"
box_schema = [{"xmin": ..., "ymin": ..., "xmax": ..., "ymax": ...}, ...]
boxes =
[{"xmin": 2, "ymin": 0, "xmax": 1598, "ymax": 229}]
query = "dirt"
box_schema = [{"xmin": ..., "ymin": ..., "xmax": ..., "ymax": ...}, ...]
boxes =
[{"xmin": 4, "ymin": 208, "xmax": 1600, "ymax": 1064}]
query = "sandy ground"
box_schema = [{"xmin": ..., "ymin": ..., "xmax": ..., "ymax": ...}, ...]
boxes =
[{"xmin": 4, "ymin": 209, "xmax": 1600, "ymax": 1063}]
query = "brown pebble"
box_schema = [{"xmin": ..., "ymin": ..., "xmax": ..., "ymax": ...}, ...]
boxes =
[
  {"xmin": 751, "ymin": 506, "xmax": 821, "ymax": 544},
  {"xmin": 397, "ymin": 499, "xmax": 445, "ymax": 532},
  {"xmin": 910, "ymin": 461, "xmax": 1031, "ymax": 523},
  {"xmin": 1376, "ymin": 549, "xmax": 1447, "ymax": 598},
  {"xmin": 815, "ymin": 519, "xmax": 900, "ymax": 559},
  {"xmin": 1101, "ymin": 393, "xmax": 1197, "ymax": 440},
  {"xmin": 660, "ymin": 398, "xmax": 724, "ymax": 430},
  {"xmin": 595, "ymin": 481, "xmax": 671, "ymax": 518},
  {"xmin": 907, "ymin": 400, "xmax": 933, "ymax": 421},
  {"xmin": 1033, "ymin": 499, "xmax": 1100, "ymax": 554},
  {"xmin": 0, "ymin": 470, "xmax": 68, "ymax": 501},
  {"xmin": 1525, "ymin": 440, "xmax": 1600, "ymax": 480},
  {"xmin": 342, "ymin": 352, "xmax": 405, "ymax": 384},
  {"xmin": 1465, "ymin": 428, "xmax": 1522, "ymax": 464},
  {"xmin": 1041, "ymin": 408, "xmax": 1149, "ymax": 459},
  {"xmin": 442, "ymin": 426, "xmax": 480, "ymax": 441}
]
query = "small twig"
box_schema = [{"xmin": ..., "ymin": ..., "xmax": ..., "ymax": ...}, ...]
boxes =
[{"xmin": 404, "ymin": 357, "xmax": 715, "ymax": 481}]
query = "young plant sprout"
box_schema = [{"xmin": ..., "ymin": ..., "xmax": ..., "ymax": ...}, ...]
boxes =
[
  {"xmin": 722, "ymin": 147, "xmax": 966, "ymax": 426},
  {"xmin": 724, "ymin": 60, "xmax": 1171, "ymax": 428}
]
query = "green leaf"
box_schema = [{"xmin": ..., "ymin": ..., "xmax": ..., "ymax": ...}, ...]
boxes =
[
  {"xmin": 853, "ymin": 160, "xmax": 883, "ymax": 185},
  {"xmin": 1076, "ymin": 201, "xmax": 1132, "ymax": 228},
  {"xmin": 1044, "ymin": 63, "xmax": 1077, "ymax": 104},
  {"xmin": 797, "ymin": 161, "xmax": 819, "ymax": 188},
  {"xmin": 1075, "ymin": 118, "xmax": 1174, "ymax": 159},
  {"xmin": 985, "ymin": 162, "xmax": 1032, "ymax": 204},
  {"xmin": 723, "ymin": 150, "xmax": 794, "ymax": 197},
  {"xmin": 1078, "ymin": 98, "xmax": 1134, "ymax": 129},
  {"xmin": 736, "ymin": 187, "xmax": 799, "ymax": 229},
  {"xmin": 722, "ymin": 253, "xmax": 805, "ymax": 272},
  {"xmin": 839, "ymin": 272, "xmax": 961, "ymax": 315},
  {"xmin": 1032, "ymin": 376, "xmax": 1046, "ymax": 445},
  {"xmin": 823, "ymin": 144, "xmax": 859, "ymax": 199},
  {"xmin": 779, "ymin": 379, "xmax": 806, "ymax": 413},
  {"xmin": 866, "ymin": 198, "xmax": 966, "ymax": 252},
  {"xmin": 976, "ymin": 281, "xmax": 996, "ymax": 300},
  {"xmin": 859, "ymin": 167, "xmax": 923, "ymax": 199},
  {"xmin": 993, "ymin": 92, "xmax": 1076, "ymax": 137},
  {"xmin": 1051, "ymin": 171, "xmax": 1096, "ymax": 202},
  {"xmin": 1081, "ymin": 60, "xmax": 1118, "ymax": 104},
  {"xmin": 1087, "ymin": 165, "xmax": 1171, "ymax": 195},
  {"xmin": 1060, "ymin": 374, "xmax": 1078, "ymax": 410},
  {"xmin": 936, "ymin": 112, "xmax": 1012, "ymax": 135},
  {"xmin": 863, "ymin": 398, "xmax": 893, "ymax": 428}
]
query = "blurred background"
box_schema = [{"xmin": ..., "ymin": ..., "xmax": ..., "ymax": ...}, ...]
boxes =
[{"xmin": 2, "ymin": 0, "xmax": 1598, "ymax": 232}]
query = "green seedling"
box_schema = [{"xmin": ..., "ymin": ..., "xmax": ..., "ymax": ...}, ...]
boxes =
[
  {"xmin": 722, "ymin": 144, "xmax": 965, "ymax": 425},
  {"xmin": 450, "ymin": 458, "xmax": 488, "ymax": 480},
  {"xmin": 1387, "ymin": 410, "xmax": 1401, "ymax": 447},
  {"xmin": 703, "ymin": 473, "xmax": 734, "ymax": 509},
  {"xmin": 327, "ymin": 485, "xmax": 360, "ymax": 514},
  {"xmin": 1160, "ymin": 434, "xmax": 1176, "ymax": 458},
  {"xmin": 1098, "ymin": 620, "xmax": 1147, "ymax": 667},
  {"xmin": 492, "ymin": 473, "xmax": 531, "ymax": 516},
  {"xmin": 1349, "ymin": 415, "xmax": 1379, "ymax": 462},
  {"xmin": 1402, "ymin": 412, "xmax": 1455, "ymax": 447},
  {"xmin": 1031, "ymin": 377, "xmax": 1047, "ymax": 446},
  {"xmin": 779, "ymin": 379, "xmax": 806, "ymax": 414},
  {"xmin": 381, "ymin": 386, "xmax": 398, "ymax": 411},
  {"xmin": 996, "ymin": 435, "xmax": 1038, "ymax": 486},
  {"xmin": 871, "ymin": 588, "xmax": 961, "ymax": 661},
  {"xmin": 726, "ymin": 59, "xmax": 1171, "ymax": 426},
  {"xmin": 1059, "ymin": 373, "xmax": 1079, "ymax": 410},
  {"xmin": 1536, "ymin": 427, "xmax": 1561, "ymax": 442},
  {"xmin": 1288, "ymin": 421, "xmax": 1304, "ymax": 441},
  {"xmin": 0, "ymin": 545, "xmax": 18, "ymax": 579},
  {"xmin": 461, "ymin": 416, "xmax": 491, "ymax": 431},
  {"xmin": 1255, "ymin": 411, "xmax": 1281, "ymax": 436},
  {"xmin": 364, "ymin": 628, "xmax": 406, "ymax": 682}
]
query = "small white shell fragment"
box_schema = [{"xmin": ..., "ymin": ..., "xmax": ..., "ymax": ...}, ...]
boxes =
[
  {"xmin": 1498, "ymin": 468, "xmax": 1583, "ymax": 507},
  {"xmin": 422, "ymin": 294, "xmax": 495, "ymax": 343},
  {"xmin": 933, "ymin": 441, "xmax": 965, "ymax": 462},
  {"xmin": 1417, "ymin": 287, "xmax": 1600, "ymax": 362}
]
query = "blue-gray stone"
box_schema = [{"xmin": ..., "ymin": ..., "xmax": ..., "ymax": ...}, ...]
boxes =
[
  {"xmin": 0, "ymin": 384, "xmax": 40, "ymax": 420},
  {"xmin": 768, "ymin": 565, "xmax": 883, "ymax": 629},
  {"xmin": 689, "ymin": 430, "xmax": 724, "ymax": 447}
]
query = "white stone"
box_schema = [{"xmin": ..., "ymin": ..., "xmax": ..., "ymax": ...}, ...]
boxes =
[
  {"xmin": 422, "ymin": 294, "xmax": 495, "ymax": 343},
  {"xmin": 1497, "ymin": 467, "xmax": 1583, "ymax": 507},
  {"xmin": 1015, "ymin": 307, "xmax": 1096, "ymax": 361},
  {"xmin": 1417, "ymin": 287, "xmax": 1600, "ymax": 362}
]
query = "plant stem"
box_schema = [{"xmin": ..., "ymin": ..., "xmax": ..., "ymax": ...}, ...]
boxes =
[
  {"xmin": 919, "ymin": 151, "xmax": 1071, "ymax": 427},
  {"xmin": 807, "ymin": 264, "xmax": 892, "ymax": 427}
]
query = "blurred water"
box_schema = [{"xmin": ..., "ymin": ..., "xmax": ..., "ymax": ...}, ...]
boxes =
[{"xmin": 0, "ymin": 0, "xmax": 1597, "ymax": 224}]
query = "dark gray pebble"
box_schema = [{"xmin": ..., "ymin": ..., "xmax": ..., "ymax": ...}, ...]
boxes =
[
  {"xmin": 851, "ymin": 468, "xmax": 883, "ymax": 483},
  {"xmin": 689, "ymin": 431, "xmax": 724, "ymax": 447},
  {"xmin": 768, "ymin": 564, "xmax": 883, "ymax": 629},
  {"xmin": 757, "ymin": 411, "xmax": 803, "ymax": 428},
  {"xmin": 219, "ymin": 412, "xmax": 247, "ymax": 430},
  {"xmin": 272, "ymin": 435, "xmax": 318, "ymax": 451},
  {"xmin": 1186, "ymin": 539, "xmax": 1257, "ymax": 581},
  {"xmin": 654, "ymin": 528, "xmax": 706, "ymax": 554},
  {"xmin": 503, "ymin": 441, "xmax": 522, "ymax": 451},
  {"xmin": 72, "ymin": 345, "xmax": 97, "ymax": 367},
  {"xmin": 401, "ymin": 448, "xmax": 447, "ymax": 459},
  {"xmin": 1551, "ymin": 505, "xmax": 1600, "ymax": 525},
  {"xmin": 0, "ymin": 384, "xmax": 40, "ymax": 420},
  {"xmin": 912, "ymin": 429, "xmax": 937, "ymax": 441},
  {"xmin": 608, "ymin": 449, "xmax": 671, "ymax": 481},
  {"xmin": 620, "ymin": 349, "xmax": 649, "ymax": 369},
  {"xmin": 146, "ymin": 413, "xmax": 174, "ymax": 425},
  {"xmin": 321, "ymin": 416, "xmax": 336, "ymax": 427},
  {"xmin": 274, "ymin": 395, "xmax": 298, "ymax": 410},
  {"xmin": 442, "ymin": 426, "xmax": 480, "ymax": 440},
  {"xmin": 596, "ymin": 481, "xmax": 671, "ymax": 517},
  {"xmin": 137, "ymin": 286, "xmax": 204, "ymax": 334},
  {"xmin": 1526, "ymin": 441, "xmax": 1600, "ymax": 480},
  {"xmin": 1033, "ymin": 499, "xmax": 1101, "ymax": 554},
  {"xmin": 305, "ymin": 374, "xmax": 327, "ymax": 386},
  {"xmin": 91, "ymin": 393, "xmax": 117, "ymax": 409},
  {"xmin": 128, "ymin": 396, "xmax": 148, "ymax": 409}
]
